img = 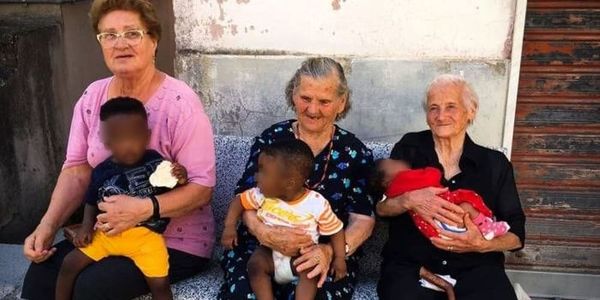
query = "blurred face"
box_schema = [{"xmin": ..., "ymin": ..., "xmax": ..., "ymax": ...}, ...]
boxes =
[
  {"xmin": 379, "ymin": 159, "xmax": 411, "ymax": 188},
  {"xmin": 256, "ymin": 154, "xmax": 288, "ymax": 199},
  {"xmin": 292, "ymin": 73, "xmax": 347, "ymax": 134},
  {"xmin": 97, "ymin": 10, "xmax": 157, "ymax": 77},
  {"xmin": 102, "ymin": 114, "xmax": 150, "ymax": 165},
  {"xmin": 426, "ymin": 84, "xmax": 474, "ymax": 139}
]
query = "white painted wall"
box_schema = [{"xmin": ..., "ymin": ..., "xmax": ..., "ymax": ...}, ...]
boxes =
[
  {"xmin": 173, "ymin": 0, "xmax": 524, "ymax": 151},
  {"xmin": 174, "ymin": 0, "xmax": 516, "ymax": 59}
]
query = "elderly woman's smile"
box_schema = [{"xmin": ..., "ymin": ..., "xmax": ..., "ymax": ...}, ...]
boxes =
[
  {"xmin": 98, "ymin": 10, "xmax": 156, "ymax": 77},
  {"xmin": 220, "ymin": 57, "xmax": 375, "ymax": 299},
  {"xmin": 22, "ymin": 1, "xmax": 217, "ymax": 299},
  {"xmin": 426, "ymin": 84, "xmax": 475, "ymax": 139},
  {"xmin": 293, "ymin": 74, "xmax": 346, "ymax": 134}
]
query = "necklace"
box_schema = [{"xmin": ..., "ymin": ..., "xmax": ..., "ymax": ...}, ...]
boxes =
[{"xmin": 293, "ymin": 122, "xmax": 335, "ymax": 190}]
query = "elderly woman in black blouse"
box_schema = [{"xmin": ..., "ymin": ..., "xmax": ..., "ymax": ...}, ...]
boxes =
[
  {"xmin": 218, "ymin": 57, "xmax": 376, "ymax": 299},
  {"xmin": 376, "ymin": 74, "xmax": 526, "ymax": 300}
]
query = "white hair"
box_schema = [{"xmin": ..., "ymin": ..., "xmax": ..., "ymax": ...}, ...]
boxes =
[{"xmin": 423, "ymin": 74, "xmax": 479, "ymax": 124}]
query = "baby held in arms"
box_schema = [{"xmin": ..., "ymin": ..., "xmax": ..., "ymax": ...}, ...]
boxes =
[
  {"xmin": 371, "ymin": 159, "xmax": 510, "ymax": 240},
  {"xmin": 221, "ymin": 140, "xmax": 346, "ymax": 300}
]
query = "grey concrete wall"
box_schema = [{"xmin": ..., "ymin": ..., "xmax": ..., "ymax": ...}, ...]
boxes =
[
  {"xmin": 176, "ymin": 54, "xmax": 510, "ymax": 148},
  {"xmin": 173, "ymin": 0, "xmax": 516, "ymax": 150}
]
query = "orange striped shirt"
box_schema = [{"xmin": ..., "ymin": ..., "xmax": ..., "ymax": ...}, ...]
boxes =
[{"xmin": 239, "ymin": 187, "xmax": 344, "ymax": 243}]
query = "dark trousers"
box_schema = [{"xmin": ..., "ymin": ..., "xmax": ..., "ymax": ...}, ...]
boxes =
[
  {"xmin": 377, "ymin": 261, "xmax": 518, "ymax": 300},
  {"xmin": 21, "ymin": 239, "xmax": 209, "ymax": 300}
]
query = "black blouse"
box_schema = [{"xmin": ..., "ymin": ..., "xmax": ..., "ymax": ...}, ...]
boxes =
[
  {"xmin": 383, "ymin": 130, "xmax": 526, "ymax": 272},
  {"xmin": 235, "ymin": 119, "xmax": 375, "ymax": 226}
]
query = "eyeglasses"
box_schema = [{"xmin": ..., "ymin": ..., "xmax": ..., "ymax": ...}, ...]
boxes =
[{"xmin": 96, "ymin": 29, "xmax": 148, "ymax": 48}]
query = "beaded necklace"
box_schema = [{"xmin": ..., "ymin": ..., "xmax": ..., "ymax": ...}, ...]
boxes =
[{"xmin": 293, "ymin": 122, "xmax": 335, "ymax": 190}]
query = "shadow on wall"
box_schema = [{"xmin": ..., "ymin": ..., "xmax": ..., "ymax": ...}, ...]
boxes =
[{"xmin": 0, "ymin": 12, "xmax": 66, "ymax": 243}]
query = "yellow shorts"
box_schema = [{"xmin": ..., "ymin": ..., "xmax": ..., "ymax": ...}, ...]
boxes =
[{"xmin": 79, "ymin": 227, "xmax": 169, "ymax": 278}]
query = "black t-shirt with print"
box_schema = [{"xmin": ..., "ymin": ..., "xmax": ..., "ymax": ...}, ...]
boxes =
[{"xmin": 84, "ymin": 149, "xmax": 170, "ymax": 233}]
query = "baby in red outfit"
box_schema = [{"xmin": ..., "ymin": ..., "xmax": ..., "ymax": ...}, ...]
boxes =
[{"xmin": 371, "ymin": 159, "xmax": 510, "ymax": 240}]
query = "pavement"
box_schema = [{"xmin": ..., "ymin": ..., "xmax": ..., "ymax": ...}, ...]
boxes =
[{"xmin": 0, "ymin": 243, "xmax": 28, "ymax": 300}]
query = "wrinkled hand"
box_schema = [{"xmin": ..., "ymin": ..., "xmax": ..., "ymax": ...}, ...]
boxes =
[
  {"xmin": 23, "ymin": 222, "xmax": 57, "ymax": 263},
  {"xmin": 221, "ymin": 226, "xmax": 238, "ymax": 250},
  {"xmin": 171, "ymin": 162, "xmax": 188, "ymax": 185},
  {"xmin": 407, "ymin": 187, "xmax": 464, "ymax": 227},
  {"xmin": 331, "ymin": 257, "xmax": 348, "ymax": 282},
  {"xmin": 430, "ymin": 213, "xmax": 488, "ymax": 253},
  {"xmin": 293, "ymin": 244, "xmax": 333, "ymax": 288},
  {"xmin": 97, "ymin": 195, "xmax": 151, "ymax": 236},
  {"xmin": 257, "ymin": 225, "xmax": 314, "ymax": 257}
]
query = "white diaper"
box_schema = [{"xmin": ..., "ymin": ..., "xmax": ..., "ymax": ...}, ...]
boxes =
[
  {"xmin": 272, "ymin": 251, "xmax": 297, "ymax": 284},
  {"xmin": 419, "ymin": 274, "xmax": 457, "ymax": 292}
]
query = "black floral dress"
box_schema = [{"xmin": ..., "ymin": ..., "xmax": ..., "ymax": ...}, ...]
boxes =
[{"xmin": 218, "ymin": 120, "xmax": 375, "ymax": 300}]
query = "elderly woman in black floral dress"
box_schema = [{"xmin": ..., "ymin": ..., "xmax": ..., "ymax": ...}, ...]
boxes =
[{"xmin": 218, "ymin": 57, "xmax": 376, "ymax": 300}]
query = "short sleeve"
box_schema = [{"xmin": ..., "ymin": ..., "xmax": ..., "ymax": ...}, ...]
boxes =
[
  {"xmin": 493, "ymin": 158, "xmax": 526, "ymax": 251},
  {"xmin": 239, "ymin": 187, "xmax": 265, "ymax": 210},
  {"xmin": 146, "ymin": 149, "xmax": 164, "ymax": 162},
  {"xmin": 318, "ymin": 199, "xmax": 344, "ymax": 235},
  {"xmin": 346, "ymin": 146, "xmax": 375, "ymax": 217},
  {"xmin": 83, "ymin": 169, "xmax": 102, "ymax": 206},
  {"xmin": 63, "ymin": 93, "xmax": 90, "ymax": 169},
  {"xmin": 170, "ymin": 108, "xmax": 216, "ymax": 188}
]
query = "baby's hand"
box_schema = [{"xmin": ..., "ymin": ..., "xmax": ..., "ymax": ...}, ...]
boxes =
[
  {"xmin": 73, "ymin": 225, "xmax": 94, "ymax": 248},
  {"xmin": 171, "ymin": 162, "xmax": 188, "ymax": 185},
  {"xmin": 221, "ymin": 226, "xmax": 238, "ymax": 250},
  {"xmin": 331, "ymin": 257, "xmax": 347, "ymax": 281}
]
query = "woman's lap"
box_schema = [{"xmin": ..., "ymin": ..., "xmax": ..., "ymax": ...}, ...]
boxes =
[
  {"xmin": 21, "ymin": 239, "xmax": 209, "ymax": 300},
  {"xmin": 218, "ymin": 240, "xmax": 358, "ymax": 300},
  {"xmin": 377, "ymin": 261, "xmax": 517, "ymax": 300},
  {"xmin": 377, "ymin": 262, "xmax": 444, "ymax": 300},
  {"xmin": 453, "ymin": 263, "xmax": 517, "ymax": 300}
]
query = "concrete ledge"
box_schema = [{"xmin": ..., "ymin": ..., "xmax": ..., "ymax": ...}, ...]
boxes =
[
  {"xmin": 0, "ymin": 243, "xmax": 29, "ymax": 300},
  {"xmin": 507, "ymin": 269, "xmax": 600, "ymax": 300},
  {"xmin": 1, "ymin": 136, "xmax": 596, "ymax": 300},
  {"xmin": 135, "ymin": 265, "xmax": 380, "ymax": 300}
]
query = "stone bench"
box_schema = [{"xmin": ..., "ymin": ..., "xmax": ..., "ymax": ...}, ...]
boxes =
[{"xmin": 142, "ymin": 135, "xmax": 393, "ymax": 299}]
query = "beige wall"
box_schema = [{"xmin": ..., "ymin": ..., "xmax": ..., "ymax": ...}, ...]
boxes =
[{"xmin": 175, "ymin": 0, "xmax": 515, "ymax": 59}]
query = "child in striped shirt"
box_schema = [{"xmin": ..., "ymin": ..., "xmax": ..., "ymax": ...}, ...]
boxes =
[{"xmin": 222, "ymin": 139, "xmax": 346, "ymax": 300}]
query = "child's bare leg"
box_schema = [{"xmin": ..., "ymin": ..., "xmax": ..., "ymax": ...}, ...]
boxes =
[
  {"xmin": 248, "ymin": 246, "xmax": 275, "ymax": 300},
  {"xmin": 56, "ymin": 249, "xmax": 95, "ymax": 300},
  {"xmin": 294, "ymin": 266, "xmax": 318, "ymax": 300},
  {"xmin": 145, "ymin": 276, "xmax": 172, "ymax": 300},
  {"xmin": 459, "ymin": 201, "xmax": 510, "ymax": 239},
  {"xmin": 419, "ymin": 267, "xmax": 455, "ymax": 300}
]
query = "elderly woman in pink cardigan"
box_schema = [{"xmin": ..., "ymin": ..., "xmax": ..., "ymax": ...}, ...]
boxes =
[{"xmin": 21, "ymin": 1, "xmax": 216, "ymax": 299}]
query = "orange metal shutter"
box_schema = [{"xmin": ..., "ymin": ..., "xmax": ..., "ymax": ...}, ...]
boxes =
[{"xmin": 508, "ymin": 0, "xmax": 600, "ymax": 273}]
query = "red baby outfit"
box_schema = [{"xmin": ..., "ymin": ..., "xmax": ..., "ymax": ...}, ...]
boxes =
[{"xmin": 385, "ymin": 167, "xmax": 493, "ymax": 238}]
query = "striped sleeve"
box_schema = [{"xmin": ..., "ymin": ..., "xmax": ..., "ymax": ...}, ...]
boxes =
[
  {"xmin": 239, "ymin": 187, "xmax": 264, "ymax": 210},
  {"xmin": 317, "ymin": 199, "xmax": 344, "ymax": 236}
]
